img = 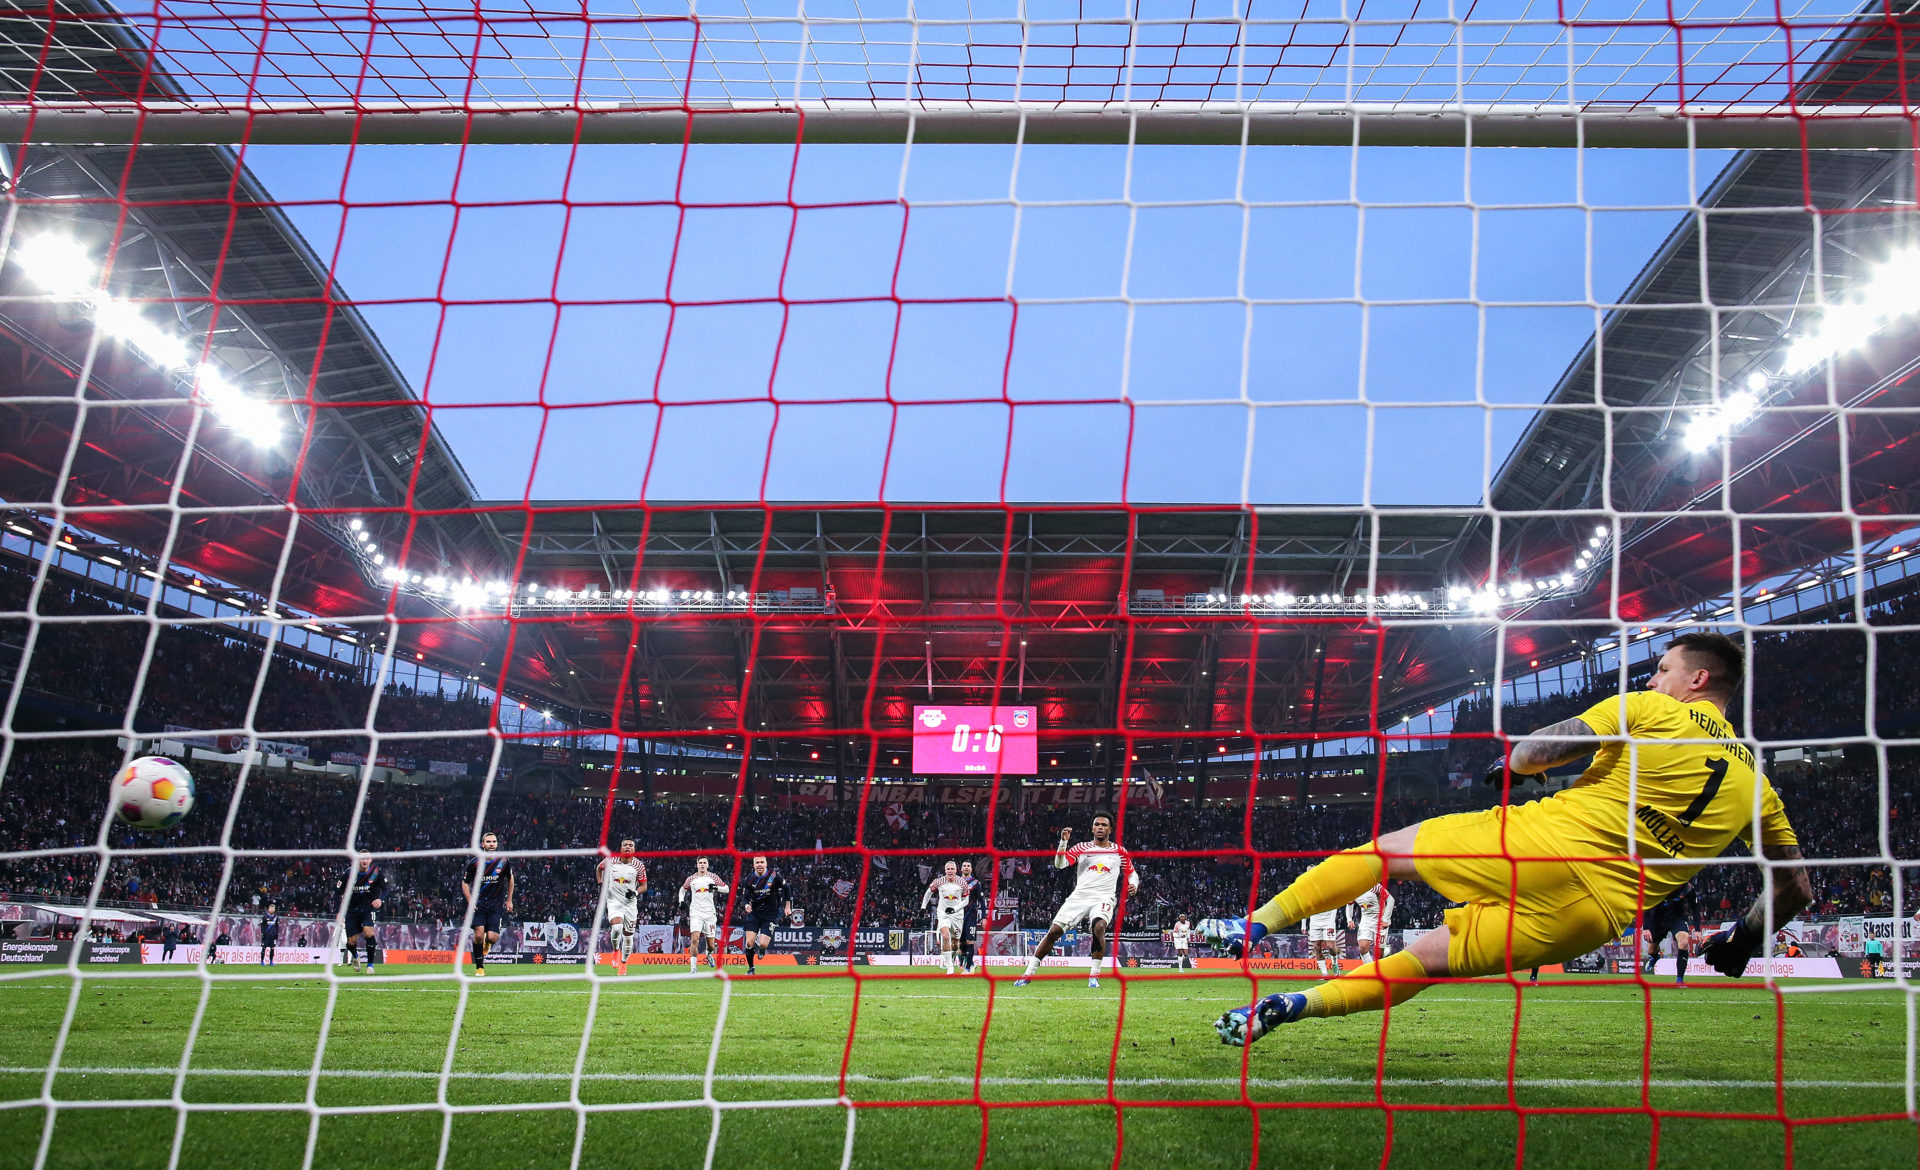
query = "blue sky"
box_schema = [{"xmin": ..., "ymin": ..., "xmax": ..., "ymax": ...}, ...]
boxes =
[
  {"xmin": 246, "ymin": 140, "xmax": 1729, "ymax": 505},
  {"xmin": 122, "ymin": 0, "xmax": 1872, "ymax": 506}
]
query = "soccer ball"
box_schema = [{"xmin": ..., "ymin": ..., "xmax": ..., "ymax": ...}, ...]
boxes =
[{"xmin": 112, "ymin": 756, "xmax": 195, "ymax": 830}]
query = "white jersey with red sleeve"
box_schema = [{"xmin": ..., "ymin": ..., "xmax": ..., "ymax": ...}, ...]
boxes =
[
  {"xmin": 680, "ymin": 872, "xmax": 725, "ymax": 919},
  {"xmin": 600, "ymin": 857, "xmax": 645, "ymax": 904},
  {"xmin": 1352, "ymin": 887, "xmax": 1395, "ymax": 938},
  {"xmin": 1063, "ymin": 841, "xmax": 1138, "ymax": 900},
  {"xmin": 923, "ymin": 876, "xmax": 970, "ymax": 914}
]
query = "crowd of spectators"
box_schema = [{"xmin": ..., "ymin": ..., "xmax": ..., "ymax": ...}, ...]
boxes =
[
  {"xmin": 4, "ymin": 561, "xmax": 499, "ymax": 765},
  {"xmin": 7, "ymin": 735, "xmax": 1917, "ymax": 937},
  {"xmin": 5, "ymin": 556, "xmax": 1920, "ymax": 940},
  {"xmin": 0, "ymin": 731, "xmax": 1484, "ymax": 931},
  {"xmin": 1446, "ymin": 590, "xmax": 1920, "ymax": 779},
  {"xmin": 1749, "ymin": 593, "xmax": 1920, "ymax": 743}
]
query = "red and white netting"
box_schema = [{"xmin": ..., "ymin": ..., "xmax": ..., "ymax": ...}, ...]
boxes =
[{"xmin": 0, "ymin": 0, "xmax": 1917, "ymax": 1165}]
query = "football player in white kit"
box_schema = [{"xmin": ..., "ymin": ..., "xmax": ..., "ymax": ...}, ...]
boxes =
[
  {"xmin": 921, "ymin": 861, "xmax": 971, "ymax": 975},
  {"xmin": 1307, "ymin": 907, "xmax": 1343, "ymax": 975},
  {"xmin": 597, "ymin": 838, "xmax": 647, "ymax": 975},
  {"xmin": 1348, "ymin": 883, "xmax": 1395, "ymax": 962},
  {"xmin": 1172, "ymin": 915, "xmax": 1195, "ymax": 970},
  {"xmin": 679, "ymin": 857, "xmax": 729, "ymax": 972},
  {"xmin": 1015, "ymin": 813, "xmax": 1139, "ymax": 989}
]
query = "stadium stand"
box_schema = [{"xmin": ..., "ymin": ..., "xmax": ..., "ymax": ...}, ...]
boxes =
[{"xmin": 7, "ymin": 548, "xmax": 1918, "ymax": 947}]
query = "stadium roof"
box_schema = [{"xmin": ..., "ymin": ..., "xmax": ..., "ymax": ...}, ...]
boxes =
[{"xmin": 0, "ymin": 0, "xmax": 1915, "ymax": 743}]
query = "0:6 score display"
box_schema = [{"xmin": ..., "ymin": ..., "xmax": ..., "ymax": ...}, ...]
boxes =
[
  {"xmin": 951, "ymin": 723, "xmax": 1003, "ymax": 753},
  {"xmin": 912, "ymin": 706, "xmax": 1038, "ymax": 774}
]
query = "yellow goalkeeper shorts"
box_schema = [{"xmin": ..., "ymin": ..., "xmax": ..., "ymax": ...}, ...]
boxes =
[{"xmin": 1411, "ymin": 806, "xmax": 1621, "ymax": 977}]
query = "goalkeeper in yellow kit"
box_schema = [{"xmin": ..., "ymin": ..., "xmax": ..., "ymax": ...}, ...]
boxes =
[{"xmin": 1212, "ymin": 632, "xmax": 1812, "ymax": 1046}]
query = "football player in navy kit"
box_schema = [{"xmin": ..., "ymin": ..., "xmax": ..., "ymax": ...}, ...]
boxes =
[
  {"xmin": 338, "ymin": 856, "xmax": 388, "ymax": 973},
  {"xmin": 958, "ymin": 860, "xmax": 984, "ymax": 974},
  {"xmin": 740, "ymin": 856, "xmax": 790, "ymax": 975},
  {"xmin": 260, "ymin": 903, "xmax": 280, "ymax": 967},
  {"xmin": 463, "ymin": 832, "xmax": 515, "ymax": 976}
]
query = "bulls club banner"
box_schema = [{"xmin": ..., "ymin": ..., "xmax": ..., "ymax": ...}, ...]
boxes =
[
  {"xmin": 853, "ymin": 928, "xmax": 903, "ymax": 953},
  {"xmin": 770, "ymin": 927, "xmax": 818, "ymax": 953},
  {"xmin": 769, "ymin": 926, "xmax": 903, "ymax": 955}
]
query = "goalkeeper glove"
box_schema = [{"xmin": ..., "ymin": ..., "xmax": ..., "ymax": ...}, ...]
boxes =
[
  {"xmin": 1204, "ymin": 918, "xmax": 1268, "ymax": 960},
  {"xmin": 1701, "ymin": 920, "xmax": 1764, "ymax": 978},
  {"xmin": 1481, "ymin": 758, "xmax": 1540, "ymax": 787}
]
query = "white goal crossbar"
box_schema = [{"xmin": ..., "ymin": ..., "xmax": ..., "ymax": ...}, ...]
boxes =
[{"xmin": 1, "ymin": 101, "xmax": 1913, "ymax": 147}]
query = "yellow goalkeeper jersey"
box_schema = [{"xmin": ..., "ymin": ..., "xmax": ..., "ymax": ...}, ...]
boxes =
[{"xmin": 1521, "ymin": 689, "xmax": 1797, "ymax": 916}]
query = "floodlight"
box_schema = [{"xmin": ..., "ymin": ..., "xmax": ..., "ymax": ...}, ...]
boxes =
[{"xmin": 12, "ymin": 234, "xmax": 95, "ymax": 297}]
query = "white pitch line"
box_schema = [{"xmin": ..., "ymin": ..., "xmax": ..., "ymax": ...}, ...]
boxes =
[{"xmin": 0, "ymin": 1066, "xmax": 1901, "ymax": 1092}]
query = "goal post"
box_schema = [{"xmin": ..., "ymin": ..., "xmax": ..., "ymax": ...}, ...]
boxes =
[{"xmin": 1, "ymin": 101, "xmax": 1916, "ymax": 147}]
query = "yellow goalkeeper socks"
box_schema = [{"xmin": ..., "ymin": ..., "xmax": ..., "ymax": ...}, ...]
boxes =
[
  {"xmin": 1250, "ymin": 847, "xmax": 1385, "ymax": 933},
  {"xmin": 1302, "ymin": 950, "xmax": 1429, "ymax": 1018}
]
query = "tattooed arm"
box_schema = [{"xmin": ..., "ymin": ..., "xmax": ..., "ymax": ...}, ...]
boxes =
[
  {"xmin": 1703, "ymin": 842, "xmax": 1812, "ymax": 977},
  {"xmin": 1740, "ymin": 843, "xmax": 1813, "ymax": 933},
  {"xmin": 1505, "ymin": 716, "xmax": 1602, "ymax": 775}
]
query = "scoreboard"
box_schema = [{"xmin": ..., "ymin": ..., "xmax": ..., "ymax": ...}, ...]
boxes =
[{"xmin": 912, "ymin": 705, "xmax": 1038, "ymax": 775}]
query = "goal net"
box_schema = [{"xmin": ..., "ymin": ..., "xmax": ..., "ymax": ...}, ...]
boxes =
[{"xmin": 0, "ymin": 0, "xmax": 1916, "ymax": 1163}]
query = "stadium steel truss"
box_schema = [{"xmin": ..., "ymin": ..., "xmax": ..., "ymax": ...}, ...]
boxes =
[{"xmin": 0, "ymin": 0, "xmax": 1916, "ymax": 760}]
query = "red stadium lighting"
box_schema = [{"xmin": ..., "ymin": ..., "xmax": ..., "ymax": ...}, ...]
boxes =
[
  {"xmin": 1217, "ymin": 745, "xmax": 1226, "ymax": 753},
  {"xmin": 810, "ymin": 751, "xmax": 820, "ymax": 760}
]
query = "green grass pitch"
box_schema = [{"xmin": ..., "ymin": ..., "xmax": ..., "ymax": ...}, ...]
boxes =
[{"xmin": 0, "ymin": 965, "xmax": 1913, "ymax": 1170}]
